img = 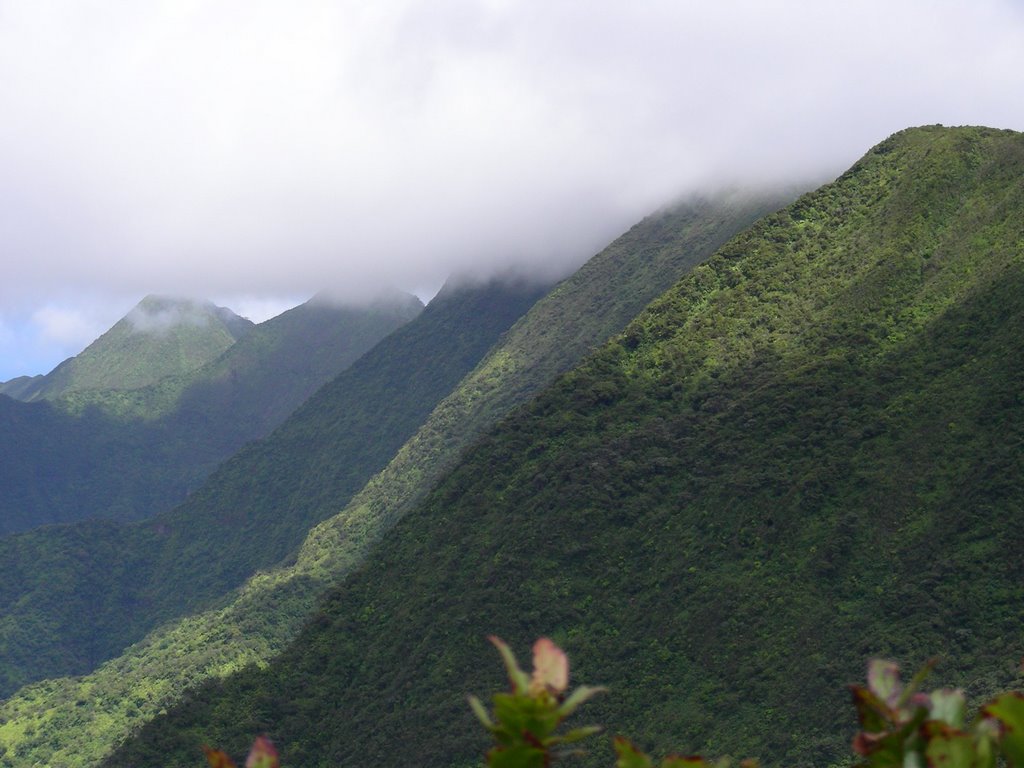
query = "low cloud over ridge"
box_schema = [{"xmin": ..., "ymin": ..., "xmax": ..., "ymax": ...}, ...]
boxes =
[{"xmin": 2, "ymin": 1, "xmax": 1024, "ymax": 377}]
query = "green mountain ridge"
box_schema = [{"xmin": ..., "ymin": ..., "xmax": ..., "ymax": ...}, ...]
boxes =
[
  {"xmin": 99, "ymin": 125, "xmax": 1024, "ymax": 768},
  {"xmin": 0, "ymin": 294, "xmax": 420, "ymax": 535},
  {"xmin": 0, "ymin": 193, "xmax": 786, "ymax": 767}
]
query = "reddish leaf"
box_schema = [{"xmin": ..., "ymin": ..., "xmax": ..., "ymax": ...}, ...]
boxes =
[
  {"xmin": 531, "ymin": 638, "xmax": 569, "ymax": 695},
  {"xmin": 614, "ymin": 737, "xmax": 653, "ymax": 768},
  {"xmin": 245, "ymin": 736, "xmax": 279, "ymax": 768},
  {"xmin": 202, "ymin": 746, "xmax": 238, "ymax": 768}
]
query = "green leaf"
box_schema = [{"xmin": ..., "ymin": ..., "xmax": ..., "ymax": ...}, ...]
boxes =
[
  {"xmin": 557, "ymin": 685, "xmax": 607, "ymax": 717},
  {"xmin": 899, "ymin": 658, "xmax": 940, "ymax": 709},
  {"xmin": 923, "ymin": 726, "xmax": 975, "ymax": 768},
  {"xmin": 490, "ymin": 636, "xmax": 530, "ymax": 694},
  {"xmin": 487, "ymin": 743, "xmax": 547, "ymax": 768},
  {"xmin": 469, "ymin": 695, "xmax": 496, "ymax": 730},
  {"xmin": 929, "ymin": 690, "xmax": 966, "ymax": 729},
  {"xmin": 614, "ymin": 737, "xmax": 654, "ymax": 768},
  {"xmin": 492, "ymin": 692, "xmax": 561, "ymax": 742},
  {"xmin": 981, "ymin": 692, "xmax": 1024, "ymax": 766},
  {"xmin": 553, "ymin": 725, "xmax": 603, "ymax": 745},
  {"xmin": 851, "ymin": 685, "xmax": 895, "ymax": 732},
  {"xmin": 868, "ymin": 660, "xmax": 903, "ymax": 707}
]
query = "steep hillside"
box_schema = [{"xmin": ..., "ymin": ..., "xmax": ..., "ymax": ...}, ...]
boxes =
[
  {"xmin": 0, "ymin": 294, "xmax": 420, "ymax": 534},
  {"xmin": 311, "ymin": 190, "xmax": 793, "ymax": 572},
  {"xmin": 104, "ymin": 126, "xmax": 1024, "ymax": 768},
  {"xmin": 0, "ymin": 278, "xmax": 545, "ymax": 700},
  {"xmin": 2, "ymin": 296, "xmax": 253, "ymax": 402},
  {"xmin": 0, "ymin": 193, "xmax": 787, "ymax": 767}
]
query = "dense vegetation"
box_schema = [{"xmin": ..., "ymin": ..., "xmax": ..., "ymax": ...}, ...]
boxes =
[
  {"xmin": 0, "ymin": 294, "xmax": 421, "ymax": 534},
  {"xmin": 103, "ymin": 126, "xmax": 1024, "ymax": 768},
  {"xmin": 0, "ymin": 194, "xmax": 779, "ymax": 767},
  {"xmin": 0, "ymin": 279, "xmax": 542, "ymax": 700},
  {"xmin": 320, "ymin": 190, "xmax": 793, "ymax": 567}
]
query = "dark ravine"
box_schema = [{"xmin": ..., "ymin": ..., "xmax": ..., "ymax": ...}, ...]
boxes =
[{"xmin": 103, "ymin": 126, "xmax": 1024, "ymax": 768}]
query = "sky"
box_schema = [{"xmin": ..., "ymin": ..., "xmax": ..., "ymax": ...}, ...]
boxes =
[{"xmin": 2, "ymin": 1, "xmax": 1024, "ymax": 380}]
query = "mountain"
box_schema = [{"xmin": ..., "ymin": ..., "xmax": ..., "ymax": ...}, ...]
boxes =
[
  {"xmin": 0, "ymin": 293, "xmax": 421, "ymax": 534},
  {"xmin": 0, "ymin": 277, "xmax": 546, "ymax": 699},
  {"xmin": 1, "ymin": 296, "xmax": 254, "ymax": 402},
  {"xmin": 101, "ymin": 125, "xmax": 1024, "ymax": 768},
  {"xmin": 0, "ymin": 192, "xmax": 789, "ymax": 766}
]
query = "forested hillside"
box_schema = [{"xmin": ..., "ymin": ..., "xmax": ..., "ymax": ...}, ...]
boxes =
[
  {"xmin": 104, "ymin": 126, "xmax": 1024, "ymax": 768},
  {"xmin": 0, "ymin": 279, "xmax": 542, "ymax": 699},
  {"xmin": 0, "ymin": 193, "xmax": 785, "ymax": 767}
]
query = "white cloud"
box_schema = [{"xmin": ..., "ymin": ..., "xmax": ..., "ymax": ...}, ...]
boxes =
[
  {"xmin": 1, "ymin": 0, "xmax": 1024, "ymax": 376},
  {"xmin": 32, "ymin": 304, "xmax": 117, "ymax": 348}
]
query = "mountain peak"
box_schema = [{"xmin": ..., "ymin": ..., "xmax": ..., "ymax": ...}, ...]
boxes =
[
  {"xmin": 5, "ymin": 296, "xmax": 255, "ymax": 401},
  {"xmin": 125, "ymin": 295, "xmax": 252, "ymax": 339}
]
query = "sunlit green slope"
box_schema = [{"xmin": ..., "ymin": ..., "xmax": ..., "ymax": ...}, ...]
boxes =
[{"xmin": 2, "ymin": 296, "xmax": 253, "ymax": 402}]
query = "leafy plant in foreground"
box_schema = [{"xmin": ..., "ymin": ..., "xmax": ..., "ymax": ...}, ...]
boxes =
[
  {"xmin": 468, "ymin": 636, "xmax": 605, "ymax": 767},
  {"xmin": 849, "ymin": 657, "xmax": 1024, "ymax": 768},
  {"xmin": 204, "ymin": 735, "xmax": 278, "ymax": 768},
  {"xmin": 205, "ymin": 640, "xmax": 1024, "ymax": 768}
]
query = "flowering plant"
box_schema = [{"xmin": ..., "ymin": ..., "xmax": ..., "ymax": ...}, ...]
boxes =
[{"xmin": 468, "ymin": 636, "xmax": 605, "ymax": 767}]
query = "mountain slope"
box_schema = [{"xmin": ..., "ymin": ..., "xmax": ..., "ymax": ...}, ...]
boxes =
[
  {"xmin": 0, "ymin": 193, "xmax": 789, "ymax": 767},
  {"xmin": 306, "ymin": 190, "xmax": 793, "ymax": 572},
  {"xmin": 104, "ymin": 125, "xmax": 1024, "ymax": 768},
  {"xmin": 0, "ymin": 278, "xmax": 545, "ymax": 700},
  {"xmin": 2, "ymin": 296, "xmax": 254, "ymax": 402},
  {"xmin": 0, "ymin": 294, "xmax": 420, "ymax": 534}
]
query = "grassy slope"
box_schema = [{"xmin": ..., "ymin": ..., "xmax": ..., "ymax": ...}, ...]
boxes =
[
  {"xmin": 0, "ymin": 279, "xmax": 541, "ymax": 701},
  {"xmin": 104, "ymin": 126, "xmax": 1024, "ymax": 768},
  {"xmin": 12, "ymin": 297, "xmax": 254, "ymax": 402},
  {"xmin": 0, "ymin": 297, "xmax": 420, "ymax": 535},
  {"xmin": 0, "ymin": 193, "xmax": 787, "ymax": 768}
]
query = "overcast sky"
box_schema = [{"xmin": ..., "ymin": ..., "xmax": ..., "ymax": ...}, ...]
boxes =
[{"xmin": 2, "ymin": 0, "xmax": 1024, "ymax": 380}]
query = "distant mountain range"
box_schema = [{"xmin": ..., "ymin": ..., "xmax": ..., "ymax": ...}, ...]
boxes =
[
  {"xmin": 0, "ymin": 296, "xmax": 255, "ymax": 402},
  {"xmin": 0, "ymin": 277, "xmax": 548, "ymax": 699},
  {"xmin": 1, "ymin": 125, "xmax": 1021, "ymax": 768},
  {"xmin": 0, "ymin": 291, "xmax": 422, "ymax": 534}
]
